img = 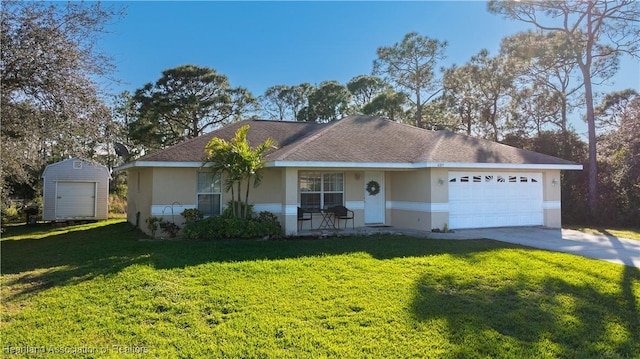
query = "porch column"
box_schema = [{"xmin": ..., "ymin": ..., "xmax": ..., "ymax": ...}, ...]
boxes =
[{"xmin": 282, "ymin": 167, "xmax": 298, "ymax": 235}]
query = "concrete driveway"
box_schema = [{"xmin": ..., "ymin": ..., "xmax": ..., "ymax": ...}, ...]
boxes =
[{"xmin": 440, "ymin": 227, "xmax": 640, "ymax": 267}]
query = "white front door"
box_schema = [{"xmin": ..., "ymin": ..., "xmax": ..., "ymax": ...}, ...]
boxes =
[{"xmin": 364, "ymin": 171, "xmax": 385, "ymax": 224}]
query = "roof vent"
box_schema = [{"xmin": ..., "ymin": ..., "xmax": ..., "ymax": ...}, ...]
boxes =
[{"xmin": 73, "ymin": 161, "xmax": 83, "ymax": 169}]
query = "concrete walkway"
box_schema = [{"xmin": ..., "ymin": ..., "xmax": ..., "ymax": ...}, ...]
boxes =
[
  {"xmin": 299, "ymin": 226, "xmax": 639, "ymax": 267},
  {"xmin": 429, "ymin": 227, "xmax": 640, "ymax": 268}
]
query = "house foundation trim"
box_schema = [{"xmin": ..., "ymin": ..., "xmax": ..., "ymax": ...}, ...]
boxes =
[{"xmin": 386, "ymin": 201, "xmax": 449, "ymax": 212}]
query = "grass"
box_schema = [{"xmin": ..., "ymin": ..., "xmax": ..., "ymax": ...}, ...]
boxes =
[
  {"xmin": 1, "ymin": 220, "xmax": 639, "ymax": 358},
  {"xmin": 565, "ymin": 226, "xmax": 640, "ymax": 241}
]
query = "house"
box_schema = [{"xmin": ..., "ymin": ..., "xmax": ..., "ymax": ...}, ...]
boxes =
[
  {"xmin": 115, "ymin": 115, "xmax": 582, "ymax": 235},
  {"xmin": 42, "ymin": 158, "xmax": 111, "ymax": 221}
]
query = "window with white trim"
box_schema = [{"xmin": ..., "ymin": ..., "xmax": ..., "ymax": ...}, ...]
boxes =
[
  {"xmin": 299, "ymin": 172, "xmax": 344, "ymax": 210},
  {"xmin": 197, "ymin": 172, "xmax": 222, "ymax": 216}
]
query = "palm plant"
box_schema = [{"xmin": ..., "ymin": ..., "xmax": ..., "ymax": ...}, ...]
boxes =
[{"xmin": 204, "ymin": 125, "xmax": 277, "ymax": 219}]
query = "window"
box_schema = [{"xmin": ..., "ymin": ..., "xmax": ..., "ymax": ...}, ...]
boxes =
[
  {"xmin": 299, "ymin": 172, "xmax": 344, "ymax": 210},
  {"xmin": 197, "ymin": 172, "xmax": 222, "ymax": 217}
]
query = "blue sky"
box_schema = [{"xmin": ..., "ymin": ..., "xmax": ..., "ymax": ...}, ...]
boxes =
[{"xmin": 100, "ymin": 1, "xmax": 639, "ymax": 135}]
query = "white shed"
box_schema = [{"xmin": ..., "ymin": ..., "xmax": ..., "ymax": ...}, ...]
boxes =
[{"xmin": 42, "ymin": 158, "xmax": 111, "ymax": 221}]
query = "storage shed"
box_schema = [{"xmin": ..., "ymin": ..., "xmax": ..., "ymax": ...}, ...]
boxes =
[{"xmin": 42, "ymin": 158, "xmax": 111, "ymax": 221}]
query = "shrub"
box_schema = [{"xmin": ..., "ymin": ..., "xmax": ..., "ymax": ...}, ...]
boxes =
[
  {"xmin": 182, "ymin": 212, "xmax": 282, "ymax": 240},
  {"xmin": 181, "ymin": 208, "xmax": 203, "ymax": 223},
  {"xmin": 222, "ymin": 200, "xmax": 254, "ymax": 219},
  {"xmin": 108, "ymin": 194, "xmax": 127, "ymax": 215},
  {"xmin": 1, "ymin": 201, "xmax": 22, "ymax": 224},
  {"xmin": 145, "ymin": 216, "xmax": 162, "ymax": 238},
  {"xmin": 159, "ymin": 221, "xmax": 181, "ymax": 238},
  {"xmin": 256, "ymin": 211, "xmax": 278, "ymax": 223}
]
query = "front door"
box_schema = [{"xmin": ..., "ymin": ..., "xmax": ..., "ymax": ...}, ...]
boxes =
[{"xmin": 364, "ymin": 171, "xmax": 385, "ymax": 224}]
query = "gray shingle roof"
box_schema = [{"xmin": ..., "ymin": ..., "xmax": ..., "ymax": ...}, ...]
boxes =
[{"xmin": 129, "ymin": 115, "xmax": 579, "ymax": 167}]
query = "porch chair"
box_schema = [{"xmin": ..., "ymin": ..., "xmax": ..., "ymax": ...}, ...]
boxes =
[
  {"xmin": 330, "ymin": 205, "xmax": 354, "ymax": 229},
  {"xmin": 297, "ymin": 207, "xmax": 313, "ymax": 230}
]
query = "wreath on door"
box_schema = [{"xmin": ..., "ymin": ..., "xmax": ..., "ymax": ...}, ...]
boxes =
[{"xmin": 366, "ymin": 180, "xmax": 381, "ymax": 196}]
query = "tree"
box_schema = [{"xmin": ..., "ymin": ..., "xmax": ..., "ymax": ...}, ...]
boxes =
[
  {"xmin": 596, "ymin": 91, "xmax": 639, "ymax": 225},
  {"xmin": 361, "ymin": 91, "xmax": 407, "ymax": 122},
  {"xmin": 373, "ymin": 32, "xmax": 447, "ymax": 129},
  {"xmin": 204, "ymin": 125, "xmax": 277, "ymax": 219},
  {"xmin": 442, "ymin": 64, "xmax": 481, "ymax": 135},
  {"xmin": 501, "ymin": 31, "xmax": 588, "ymax": 137},
  {"xmin": 443, "ymin": 50, "xmax": 519, "ymax": 141},
  {"xmin": 346, "ymin": 75, "xmax": 390, "ymax": 112},
  {"xmin": 129, "ymin": 65, "xmax": 256, "ymax": 152},
  {"xmin": 488, "ymin": 0, "xmax": 640, "ymax": 220},
  {"xmin": 259, "ymin": 83, "xmax": 313, "ymax": 121},
  {"xmin": 110, "ymin": 91, "xmax": 142, "ymax": 159},
  {"xmin": 1, "ymin": 1, "xmax": 122, "ymax": 202},
  {"xmin": 595, "ymin": 89, "xmax": 638, "ymax": 132},
  {"xmin": 300, "ymin": 81, "xmax": 351, "ymax": 123},
  {"xmin": 260, "ymin": 85, "xmax": 291, "ymax": 121}
]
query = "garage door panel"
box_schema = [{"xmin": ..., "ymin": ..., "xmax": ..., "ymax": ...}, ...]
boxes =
[
  {"xmin": 56, "ymin": 182, "xmax": 96, "ymax": 218},
  {"xmin": 448, "ymin": 172, "xmax": 543, "ymax": 229}
]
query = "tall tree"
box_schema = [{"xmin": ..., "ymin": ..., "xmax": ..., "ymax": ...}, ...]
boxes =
[
  {"xmin": 488, "ymin": 0, "xmax": 640, "ymax": 220},
  {"xmin": 596, "ymin": 91, "xmax": 639, "ymax": 225},
  {"xmin": 299, "ymin": 81, "xmax": 351, "ymax": 123},
  {"xmin": 1, "ymin": 1, "xmax": 122, "ymax": 202},
  {"xmin": 595, "ymin": 89, "xmax": 638, "ymax": 132},
  {"xmin": 259, "ymin": 83, "xmax": 312, "ymax": 121},
  {"xmin": 260, "ymin": 85, "xmax": 291, "ymax": 121},
  {"xmin": 501, "ymin": 31, "xmax": 588, "ymax": 137},
  {"xmin": 346, "ymin": 75, "xmax": 390, "ymax": 112},
  {"xmin": 442, "ymin": 64, "xmax": 481, "ymax": 135},
  {"xmin": 373, "ymin": 32, "xmax": 447, "ymax": 129},
  {"xmin": 443, "ymin": 50, "xmax": 519, "ymax": 141},
  {"xmin": 361, "ymin": 91, "xmax": 407, "ymax": 122},
  {"xmin": 129, "ymin": 65, "xmax": 256, "ymax": 152}
]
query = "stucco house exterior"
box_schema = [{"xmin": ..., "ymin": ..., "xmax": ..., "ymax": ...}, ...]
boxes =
[{"xmin": 115, "ymin": 115, "xmax": 582, "ymax": 235}]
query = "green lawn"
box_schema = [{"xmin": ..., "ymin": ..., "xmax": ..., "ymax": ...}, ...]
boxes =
[{"xmin": 2, "ymin": 220, "xmax": 639, "ymax": 358}]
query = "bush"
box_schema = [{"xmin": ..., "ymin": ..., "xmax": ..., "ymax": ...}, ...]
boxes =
[
  {"xmin": 182, "ymin": 212, "xmax": 282, "ymax": 240},
  {"xmin": 159, "ymin": 221, "xmax": 181, "ymax": 238},
  {"xmin": 181, "ymin": 208, "xmax": 203, "ymax": 223},
  {"xmin": 108, "ymin": 194, "xmax": 127, "ymax": 215},
  {"xmin": 1, "ymin": 201, "xmax": 22, "ymax": 223},
  {"xmin": 222, "ymin": 200, "xmax": 254, "ymax": 219},
  {"xmin": 146, "ymin": 216, "xmax": 162, "ymax": 238}
]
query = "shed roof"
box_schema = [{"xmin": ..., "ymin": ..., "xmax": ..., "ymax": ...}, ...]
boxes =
[{"xmin": 42, "ymin": 158, "xmax": 111, "ymax": 179}]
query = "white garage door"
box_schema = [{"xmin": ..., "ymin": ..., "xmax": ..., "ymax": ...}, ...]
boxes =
[
  {"xmin": 56, "ymin": 182, "xmax": 96, "ymax": 218},
  {"xmin": 448, "ymin": 172, "xmax": 543, "ymax": 229}
]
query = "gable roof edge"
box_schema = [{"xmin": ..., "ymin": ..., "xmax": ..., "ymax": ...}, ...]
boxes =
[{"xmin": 266, "ymin": 160, "xmax": 583, "ymax": 170}]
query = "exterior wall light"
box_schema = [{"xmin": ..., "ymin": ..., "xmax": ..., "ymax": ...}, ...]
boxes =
[
  {"xmin": 552, "ymin": 177, "xmax": 559, "ymax": 186},
  {"xmin": 438, "ymin": 177, "xmax": 445, "ymax": 185}
]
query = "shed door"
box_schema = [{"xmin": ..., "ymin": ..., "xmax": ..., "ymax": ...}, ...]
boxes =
[
  {"xmin": 56, "ymin": 182, "xmax": 96, "ymax": 218},
  {"xmin": 448, "ymin": 172, "xmax": 543, "ymax": 229}
]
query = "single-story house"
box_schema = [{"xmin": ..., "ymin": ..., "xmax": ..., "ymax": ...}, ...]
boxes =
[{"xmin": 115, "ymin": 115, "xmax": 582, "ymax": 235}]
